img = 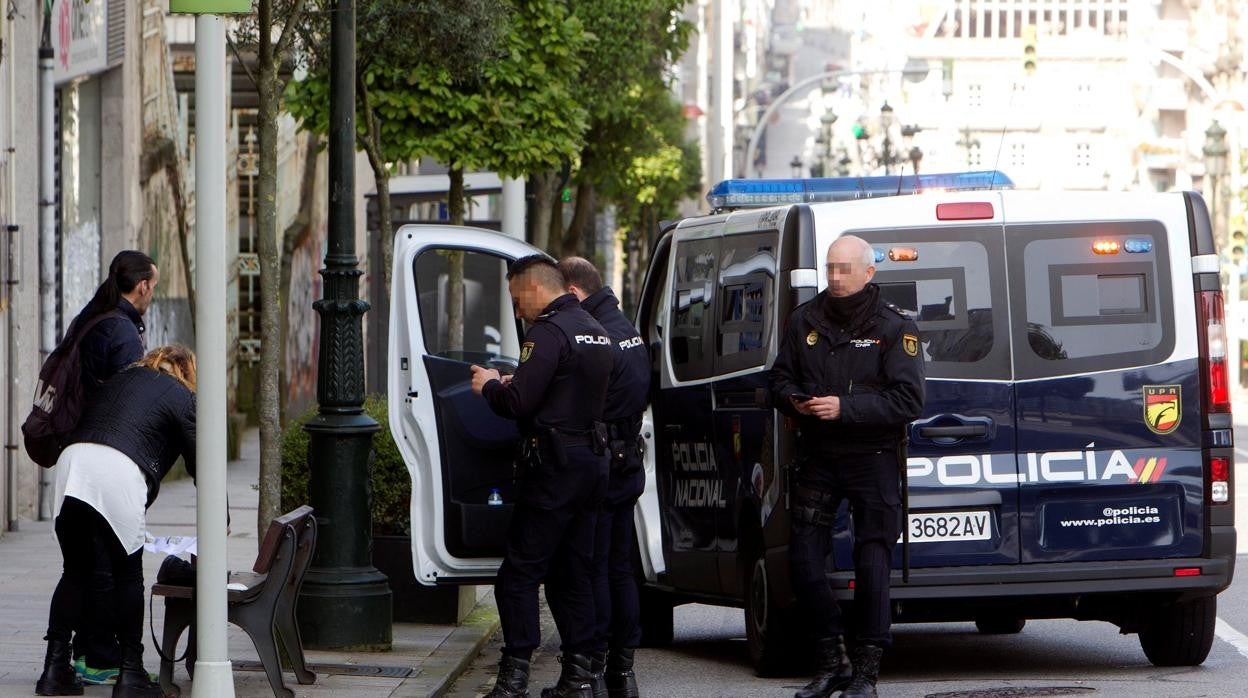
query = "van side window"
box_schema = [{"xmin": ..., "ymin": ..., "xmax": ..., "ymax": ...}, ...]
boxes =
[
  {"xmin": 717, "ymin": 231, "xmax": 777, "ymax": 374},
  {"xmin": 670, "ymin": 237, "xmax": 720, "ymax": 381},
  {"xmin": 854, "ymin": 226, "xmax": 1011, "ymax": 381},
  {"xmin": 1007, "ymin": 222, "xmax": 1174, "ymax": 379},
  {"xmin": 413, "ymin": 248, "xmax": 521, "ymax": 364}
]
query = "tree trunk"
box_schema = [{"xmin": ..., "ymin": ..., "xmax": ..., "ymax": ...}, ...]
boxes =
[
  {"xmin": 530, "ymin": 171, "xmax": 555, "ymax": 252},
  {"xmin": 562, "ymin": 183, "xmax": 596, "ymax": 259},
  {"xmin": 358, "ymin": 83, "xmax": 395, "ymax": 298},
  {"xmin": 447, "ymin": 166, "xmax": 466, "ymax": 352}
]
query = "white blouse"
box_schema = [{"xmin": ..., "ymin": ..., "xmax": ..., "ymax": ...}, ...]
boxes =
[{"xmin": 54, "ymin": 443, "xmax": 149, "ymax": 555}]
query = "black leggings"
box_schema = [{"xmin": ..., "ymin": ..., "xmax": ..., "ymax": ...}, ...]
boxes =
[{"xmin": 46, "ymin": 496, "xmax": 144, "ymax": 660}]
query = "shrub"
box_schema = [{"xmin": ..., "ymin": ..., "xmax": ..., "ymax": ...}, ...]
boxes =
[{"xmin": 280, "ymin": 395, "xmax": 411, "ymax": 536}]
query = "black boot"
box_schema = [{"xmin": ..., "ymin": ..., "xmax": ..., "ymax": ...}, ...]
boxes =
[
  {"xmin": 540, "ymin": 653, "xmax": 595, "ymax": 698},
  {"xmin": 110, "ymin": 646, "xmax": 162, "ymax": 698},
  {"xmin": 794, "ymin": 636, "xmax": 853, "ymax": 698},
  {"xmin": 605, "ymin": 647, "xmax": 639, "ymax": 698},
  {"xmin": 840, "ymin": 643, "xmax": 884, "ymax": 698},
  {"xmin": 589, "ymin": 650, "xmax": 608, "ymax": 698},
  {"xmin": 488, "ymin": 655, "xmax": 532, "ymax": 698},
  {"xmin": 35, "ymin": 639, "xmax": 83, "ymax": 696}
]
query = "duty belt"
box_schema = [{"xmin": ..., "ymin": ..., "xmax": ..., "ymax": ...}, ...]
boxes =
[{"xmin": 606, "ymin": 416, "xmax": 642, "ymax": 440}]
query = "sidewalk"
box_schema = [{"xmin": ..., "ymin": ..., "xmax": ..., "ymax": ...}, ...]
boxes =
[{"xmin": 0, "ymin": 429, "xmax": 499, "ymax": 698}]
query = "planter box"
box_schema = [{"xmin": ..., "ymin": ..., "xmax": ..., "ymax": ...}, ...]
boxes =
[{"xmin": 372, "ymin": 534, "xmax": 477, "ymax": 624}]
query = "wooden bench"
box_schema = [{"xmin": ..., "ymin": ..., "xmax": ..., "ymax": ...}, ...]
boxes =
[{"xmin": 152, "ymin": 506, "xmax": 318, "ymax": 698}]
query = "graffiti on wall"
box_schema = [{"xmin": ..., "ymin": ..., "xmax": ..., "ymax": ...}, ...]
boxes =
[{"xmin": 285, "ymin": 227, "xmax": 324, "ymax": 415}]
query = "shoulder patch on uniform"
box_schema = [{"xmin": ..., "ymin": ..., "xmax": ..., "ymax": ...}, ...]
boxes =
[
  {"xmin": 902, "ymin": 333, "xmax": 919, "ymax": 357},
  {"xmin": 520, "ymin": 342, "xmax": 535, "ymax": 363}
]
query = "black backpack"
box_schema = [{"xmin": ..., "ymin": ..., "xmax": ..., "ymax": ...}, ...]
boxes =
[{"xmin": 21, "ymin": 311, "xmax": 124, "ymax": 468}]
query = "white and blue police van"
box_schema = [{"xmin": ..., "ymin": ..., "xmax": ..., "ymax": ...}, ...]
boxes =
[{"xmin": 388, "ymin": 170, "xmax": 1235, "ymax": 676}]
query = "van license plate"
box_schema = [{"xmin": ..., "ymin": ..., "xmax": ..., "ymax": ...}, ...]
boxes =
[{"xmin": 905, "ymin": 511, "xmax": 992, "ymax": 543}]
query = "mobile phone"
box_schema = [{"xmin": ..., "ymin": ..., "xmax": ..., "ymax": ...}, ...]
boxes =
[{"xmin": 790, "ymin": 393, "xmax": 814, "ymax": 402}]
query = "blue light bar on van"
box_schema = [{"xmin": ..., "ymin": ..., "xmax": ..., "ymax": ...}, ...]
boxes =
[
  {"xmin": 707, "ymin": 170, "xmax": 1014, "ymax": 210},
  {"xmin": 1124, "ymin": 238, "xmax": 1153, "ymax": 253}
]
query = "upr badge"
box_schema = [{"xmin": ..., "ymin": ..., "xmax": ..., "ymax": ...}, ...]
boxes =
[
  {"xmin": 520, "ymin": 342, "xmax": 535, "ymax": 363},
  {"xmin": 806, "ymin": 330, "xmax": 819, "ymax": 347},
  {"xmin": 902, "ymin": 334, "xmax": 919, "ymax": 357},
  {"xmin": 1143, "ymin": 384, "xmax": 1181, "ymax": 435}
]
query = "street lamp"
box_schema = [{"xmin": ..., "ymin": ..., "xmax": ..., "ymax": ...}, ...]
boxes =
[
  {"xmin": 819, "ymin": 111, "xmax": 837, "ymax": 177},
  {"xmin": 299, "ymin": 0, "xmax": 393, "ymax": 650},
  {"xmin": 879, "ymin": 102, "xmax": 896, "ymax": 175},
  {"xmin": 1204, "ymin": 120, "xmax": 1229, "ymax": 247},
  {"xmin": 790, "ymin": 155, "xmax": 804, "ymax": 177}
]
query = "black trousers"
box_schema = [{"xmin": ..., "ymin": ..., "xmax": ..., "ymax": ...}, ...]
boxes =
[
  {"xmin": 590, "ymin": 444, "xmax": 645, "ymax": 652},
  {"xmin": 497, "ymin": 444, "xmax": 607, "ymax": 658},
  {"xmin": 788, "ymin": 451, "xmax": 901, "ymax": 646},
  {"xmin": 46, "ymin": 497, "xmax": 144, "ymax": 661}
]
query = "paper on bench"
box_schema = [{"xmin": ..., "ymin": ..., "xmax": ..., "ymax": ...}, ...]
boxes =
[{"xmin": 144, "ymin": 533, "xmax": 198, "ymax": 557}]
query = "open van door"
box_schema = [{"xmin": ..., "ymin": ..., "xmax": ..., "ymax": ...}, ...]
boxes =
[{"xmin": 389, "ymin": 225, "xmax": 541, "ymax": 584}]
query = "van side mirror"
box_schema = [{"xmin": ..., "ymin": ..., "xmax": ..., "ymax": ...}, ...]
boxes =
[{"xmin": 790, "ymin": 268, "xmax": 819, "ymax": 289}]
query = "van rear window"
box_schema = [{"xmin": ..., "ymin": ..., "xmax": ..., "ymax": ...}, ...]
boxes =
[{"xmin": 1006, "ymin": 221, "xmax": 1174, "ymax": 379}]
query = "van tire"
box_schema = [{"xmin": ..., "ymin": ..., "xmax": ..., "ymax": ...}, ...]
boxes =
[
  {"xmin": 744, "ymin": 553, "xmax": 800, "ymax": 677},
  {"xmin": 1139, "ymin": 595, "xmax": 1216, "ymax": 666},
  {"xmin": 975, "ymin": 617, "xmax": 1025, "ymax": 634},
  {"xmin": 638, "ymin": 588, "xmax": 674, "ymax": 647}
]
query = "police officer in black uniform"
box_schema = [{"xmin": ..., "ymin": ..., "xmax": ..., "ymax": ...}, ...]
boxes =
[
  {"xmin": 557, "ymin": 257, "xmax": 649, "ymax": 698},
  {"xmin": 472, "ymin": 256, "xmax": 612, "ymax": 698},
  {"xmin": 770, "ymin": 235, "xmax": 925, "ymax": 698}
]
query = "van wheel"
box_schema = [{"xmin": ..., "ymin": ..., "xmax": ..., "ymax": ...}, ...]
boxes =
[
  {"xmin": 638, "ymin": 588, "xmax": 674, "ymax": 647},
  {"xmin": 975, "ymin": 617, "xmax": 1025, "ymax": 634},
  {"xmin": 1139, "ymin": 596, "xmax": 1216, "ymax": 666},
  {"xmin": 744, "ymin": 555, "xmax": 800, "ymax": 677}
]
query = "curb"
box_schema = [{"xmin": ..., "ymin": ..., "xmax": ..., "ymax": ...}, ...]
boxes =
[{"xmin": 407, "ymin": 602, "xmax": 501, "ymax": 697}]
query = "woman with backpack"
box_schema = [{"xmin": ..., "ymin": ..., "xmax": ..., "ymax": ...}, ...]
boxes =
[{"xmin": 36, "ymin": 345, "xmax": 196, "ymax": 698}]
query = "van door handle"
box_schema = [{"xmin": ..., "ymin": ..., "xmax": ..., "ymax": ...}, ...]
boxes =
[{"xmin": 918, "ymin": 425, "xmax": 988, "ymax": 438}]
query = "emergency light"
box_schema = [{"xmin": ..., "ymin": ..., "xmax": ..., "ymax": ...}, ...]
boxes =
[{"xmin": 706, "ymin": 170, "xmax": 1014, "ymax": 210}]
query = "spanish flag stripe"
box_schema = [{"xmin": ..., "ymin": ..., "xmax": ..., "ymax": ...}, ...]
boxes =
[
  {"xmin": 1151, "ymin": 457, "xmax": 1167, "ymax": 482},
  {"xmin": 1139, "ymin": 457, "xmax": 1158, "ymax": 484}
]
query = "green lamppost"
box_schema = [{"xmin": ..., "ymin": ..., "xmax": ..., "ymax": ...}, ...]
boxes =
[{"xmin": 297, "ymin": 0, "xmax": 393, "ymax": 650}]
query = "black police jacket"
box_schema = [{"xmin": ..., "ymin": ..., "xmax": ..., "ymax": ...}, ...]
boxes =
[
  {"xmin": 581, "ymin": 287, "xmax": 649, "ymax": 429},
  {"xmin": 68, "ymin": 299, "xmax": 146, "ymax": 394},
  {"xmin": 70, "ymin": 366, "xmax": 197, "ymax": 508},
  {"xmin": 770, "ymin": 285, "xmax": 926, "ymax": 455},
  {"xmin": 483, "ymin": 293, "xmax": 613, "ymax": 436}
]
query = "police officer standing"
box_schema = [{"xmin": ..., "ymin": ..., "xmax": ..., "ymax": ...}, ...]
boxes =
[
  {"xmin": 471, "ymin": 256, "xmax": 612, "ymax": 698},
  {"xmin": 769, "ymin": 235, "xmax": 925, "ymax": 698},
  {"xmin": 558, "ymin": 257, "xmax": 649, "ymax": 698}
]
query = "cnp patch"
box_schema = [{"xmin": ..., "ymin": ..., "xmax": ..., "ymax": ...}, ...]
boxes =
[
  {"xmin": 806, "ymin": 330, "xmax": 819, "ymax": 347},
  {"xmin": 902, "ymin": 334, "xmax": 919, "ymax": 357},
  {"xmin": 1143, "ymin": 385, "xmax": 1181, "ymax": 435},
  {"xmin": 520, "ymin": 342, "xmax": 535, "ymax": 363}
]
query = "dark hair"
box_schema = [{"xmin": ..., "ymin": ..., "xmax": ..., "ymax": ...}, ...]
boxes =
[
  {"xmin": 506, "ymin": 254, "xmax": 563, "ymax": 290},
  {"xmin": 79, "ymin": 250, "xmax": 156, "ymax": 326},
  {"xmin": 557, "ymin": 256, "xmax": 603, "ymax": 296}
]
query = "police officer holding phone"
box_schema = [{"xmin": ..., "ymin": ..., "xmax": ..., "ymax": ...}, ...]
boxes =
[
  {"xmin": 558, "ymin": 257, "xmax": 650, "ymax": 698},
  {"xmin": 770, "ymin": 235, "xmax": 926, "ymax": 698},
  {"xmin": 471, "ymin": 255, "xmax": 612, "ymax": 698}
]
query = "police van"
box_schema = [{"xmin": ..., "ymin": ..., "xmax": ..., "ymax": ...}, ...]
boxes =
[{"xmin": 388, "ymin": 170, "xmax": 1235, "ymax": 675}]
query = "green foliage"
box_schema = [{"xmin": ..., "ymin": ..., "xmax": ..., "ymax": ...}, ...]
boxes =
[
  {"xmin": 280, "ymin": 395, "xmax": 411, "ymax": 536},
  {"xmin": 286, "ymin": 0, "xmax": 588, "ymax": 179}
]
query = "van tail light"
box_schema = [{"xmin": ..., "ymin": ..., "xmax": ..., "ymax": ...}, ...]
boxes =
[
  {"xmin": 1173, "ymin": 567, "xmax": 1202, "ymax": 577},
  {"xmin": 1196, "ymin": 291, "xmax": 1231, "ymax": 419},
  {"xmin": 1210, "ymin": 456, "xmax": 1230, "ymax": 504}
]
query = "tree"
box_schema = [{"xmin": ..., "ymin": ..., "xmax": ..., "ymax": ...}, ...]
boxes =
[
  {"xmin": 288, "ymin": 0, "xmax": 589, "ymax": 347},
  {"xmin": 612, "ymin": 84, "xmax": 701, "ymax": 313},
  {"xmin": 286, "ymin": 0, "xmax": 512, "ymax": 297},
  {"xmin": 230, "ymin": 0, "xmax": 307, "ymax": 537},
  {"xmin": 549, "ymin": 0, "xmax": 693, "ymax": 258}
]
